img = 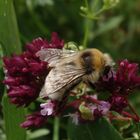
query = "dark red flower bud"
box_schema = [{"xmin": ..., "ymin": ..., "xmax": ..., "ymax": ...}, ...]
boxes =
[
  {"xmin": 26, "ymin": 32, "xmax": 64, "ymax": 55},
  {"xmin": 20, "ymin": 112, "xmax": 46, "ymax": 129},
  {"xmin": 50, "ymin": 32, "xmax": 64, "ymax": 49},
  {"xmin": 3, "ymin": 56, "xmax": 27, "ymax": 76},
  {"xmin": 95, "ymin": 69, "xmax": 116, "ymax": 92},
  {"xmin": 28, "ymin": 61, "xmax": 48, "ymax": 76},
  {"xmin": 96, "ymin": 60, "xmax": 140, "ymax": 95},
  {"xmin": 115, "ymin": 59, "xmax": 140, "ymax": 94},
  {"xmin": 93, "ymin": 109, "xmax": 103, "ymax": 119},
  {"xmin": 8, "ymin": 85, "xmax": 38, "ymax": 106},
  {"xmin": 26, "ymin": 37, "xmax": 49, "ymax": 55},
  {"xmin": 3, "ymin": 32, "xmax": 64, "ymax": 107},
  {"xmin": 109, "ymin": 94, "xmax": 128, "ymax": 113}
]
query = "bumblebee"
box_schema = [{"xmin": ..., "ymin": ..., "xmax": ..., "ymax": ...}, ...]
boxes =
[{"xmin": 36, "ymin": 48, "xmax": 113, "ymax": 100}]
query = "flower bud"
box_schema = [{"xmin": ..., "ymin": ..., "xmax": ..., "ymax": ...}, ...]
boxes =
[
  {"xmin": 79, "ymin": 102, "xmax": 93, "ymax": 120},
  {"xmin": 109, "ymin": 94, "xmax": 128, "ymax": 113},
  {"xmin": 80, "ymin": 6, "xmax": 88, "ymax": 13}
]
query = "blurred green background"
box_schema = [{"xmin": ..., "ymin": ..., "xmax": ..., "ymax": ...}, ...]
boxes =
[
  {"xmin": 0, "ymin": 0, "xmax": 140, "ymax": 140},
  {"xmin": 15, "ymin": 0, "xmax": 140, "ymax": 61}
]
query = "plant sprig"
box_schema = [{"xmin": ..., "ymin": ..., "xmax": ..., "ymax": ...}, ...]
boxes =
[{"xmin": 80, "ymin": 0, "xmax": 120, "ymax": 20}]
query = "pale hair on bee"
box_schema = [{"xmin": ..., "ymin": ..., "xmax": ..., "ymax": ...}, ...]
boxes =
[{"xmin": 36, "ymin": 48, "xmax": 114, "ymax": 101}]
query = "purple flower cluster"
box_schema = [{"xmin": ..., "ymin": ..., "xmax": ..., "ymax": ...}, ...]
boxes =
[
  {"xmin": 63, "ymin": 95, "xmax": 111, "ymax": 124},
  {"xmin": 96, "ymin": 60, "xmax": 140, "ymax": 113},
  {"xmin": 3, "ymin": 33, "xmax": 140, "ymax": 129},
  {"xmin": 65, "ymin": 60, "xmax": 140, "ymax": 124},
  {"xmin": 3, "ymin": 32, "xmax": 64, "ymax": 106}
]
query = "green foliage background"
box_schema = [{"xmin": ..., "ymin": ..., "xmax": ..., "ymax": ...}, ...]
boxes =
[
  {"xmin": 15, "ymin": 0, "xmax": 140, "ymax": 61},
  {"xmin": 0, "ymin": 0, "xmax": 140, "ymax": 140}
]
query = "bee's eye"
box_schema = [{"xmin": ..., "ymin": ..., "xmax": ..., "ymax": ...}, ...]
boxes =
[
  {"xmin": 84, "ymin": 56, "xmax": 91, "ymax": 63},
  {"xmin": 103, "ymin": 66, "xmax": 111, "ymax": 75},
  {"xmin": 81, "ymin": 52, "xmax": 94, "ymax": 74},
  {"xmin": 81, "ymin": 52, "xmax": 92, "ymax": 64}
]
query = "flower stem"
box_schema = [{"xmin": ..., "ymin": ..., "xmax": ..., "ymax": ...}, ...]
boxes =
[
  {"xmin": 108, "ymin": 112, "xmax": 131, "ymax": 122},
  {"xmin": 83, "ymin": 0, "xmax": 90, "ymax": 49},
  {"xmin": 128, "ymin": 102, "xmax": 140, "ymax": 121},
  {"xmin": 53, "ymin": 117, "xmax": 60, "ymax": 140},
  {"xmin": 84, "ymin": 0, "xmax": 89, "ymax": 9},
  {"xmin": 122, "ymin": 111, "xmax": 139, "ymax": 122},
  {"xmin": 83, "ymin": 19, "xmax": 90, "ymax": 49},
  {"xmin": 84, "ymin": 95, "xmax": 101, "ymax": 105},
  {"xmin": 94, "ymin": 8, "xmax": 106, "ymax": 16}
]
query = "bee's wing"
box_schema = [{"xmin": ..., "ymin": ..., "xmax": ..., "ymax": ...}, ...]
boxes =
[
  {"xmin": 40, "ymin": 64, "xmax": 85, "ymax": 99},
  {"xmin": 36, "ymin": 48, "xmax": 77, "ymax": 67}
]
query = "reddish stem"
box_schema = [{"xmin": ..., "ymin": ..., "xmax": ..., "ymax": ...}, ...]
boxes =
[
  {"xmin": 128, "ymin": 102, "xmax": 140, "ymax": 121},
  {"xmin": 84, "ymin": 95, "xmax": 101, "ymax": 105},
  {"xmin": 122, "ymin": 111, "xmax": 139, "ymax": 122},
  {"xmin": 108, "ymin": 112, "xmax": 131, "ymax": 121},
  {"xmin": 63, "ymin": 100, "xmax": 82, "ymax": 111}
]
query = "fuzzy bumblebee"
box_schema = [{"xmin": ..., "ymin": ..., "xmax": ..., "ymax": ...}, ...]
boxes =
[{"xmin": 36, "ymin": 48, "xmax": 113, "ymax": 101}]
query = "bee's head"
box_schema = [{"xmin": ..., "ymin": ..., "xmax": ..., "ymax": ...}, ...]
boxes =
[
  {"xmin": 80, "ymin": 49, "xmax": 114, "ymax": 83},
  {"xmin": 80, "ymin": 49, "xmax": 104, "ymax": 73}
]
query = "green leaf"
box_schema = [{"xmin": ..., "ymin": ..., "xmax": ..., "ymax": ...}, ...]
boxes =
[
  {"xmin": 0, "ymin": 45, "xmax": 4, "ymax": 101},
  {"xmin": 2, "ymin": 97, "xmax": 26, "ymax": 140},
  {"xmin": 94, "ymin": 16, "xmax": 124, "ymax": 38},
  {"xmin": 68, "ymin": 118, "xmax": 124, "ymax": 140},
  {"xmin": 125, "ymin": 138, "xmax": 139, "ymax": 140},
  {"xmin": 0, "ymin": 0, "xmax": 21, "ymax": 56},
  {"xmin": 0, "ymin": 0, "xmax": 26, "ymax": 140},
  {"xmin": 28, "ymin": 129, "xmax": 50, "ymax": 139}
]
